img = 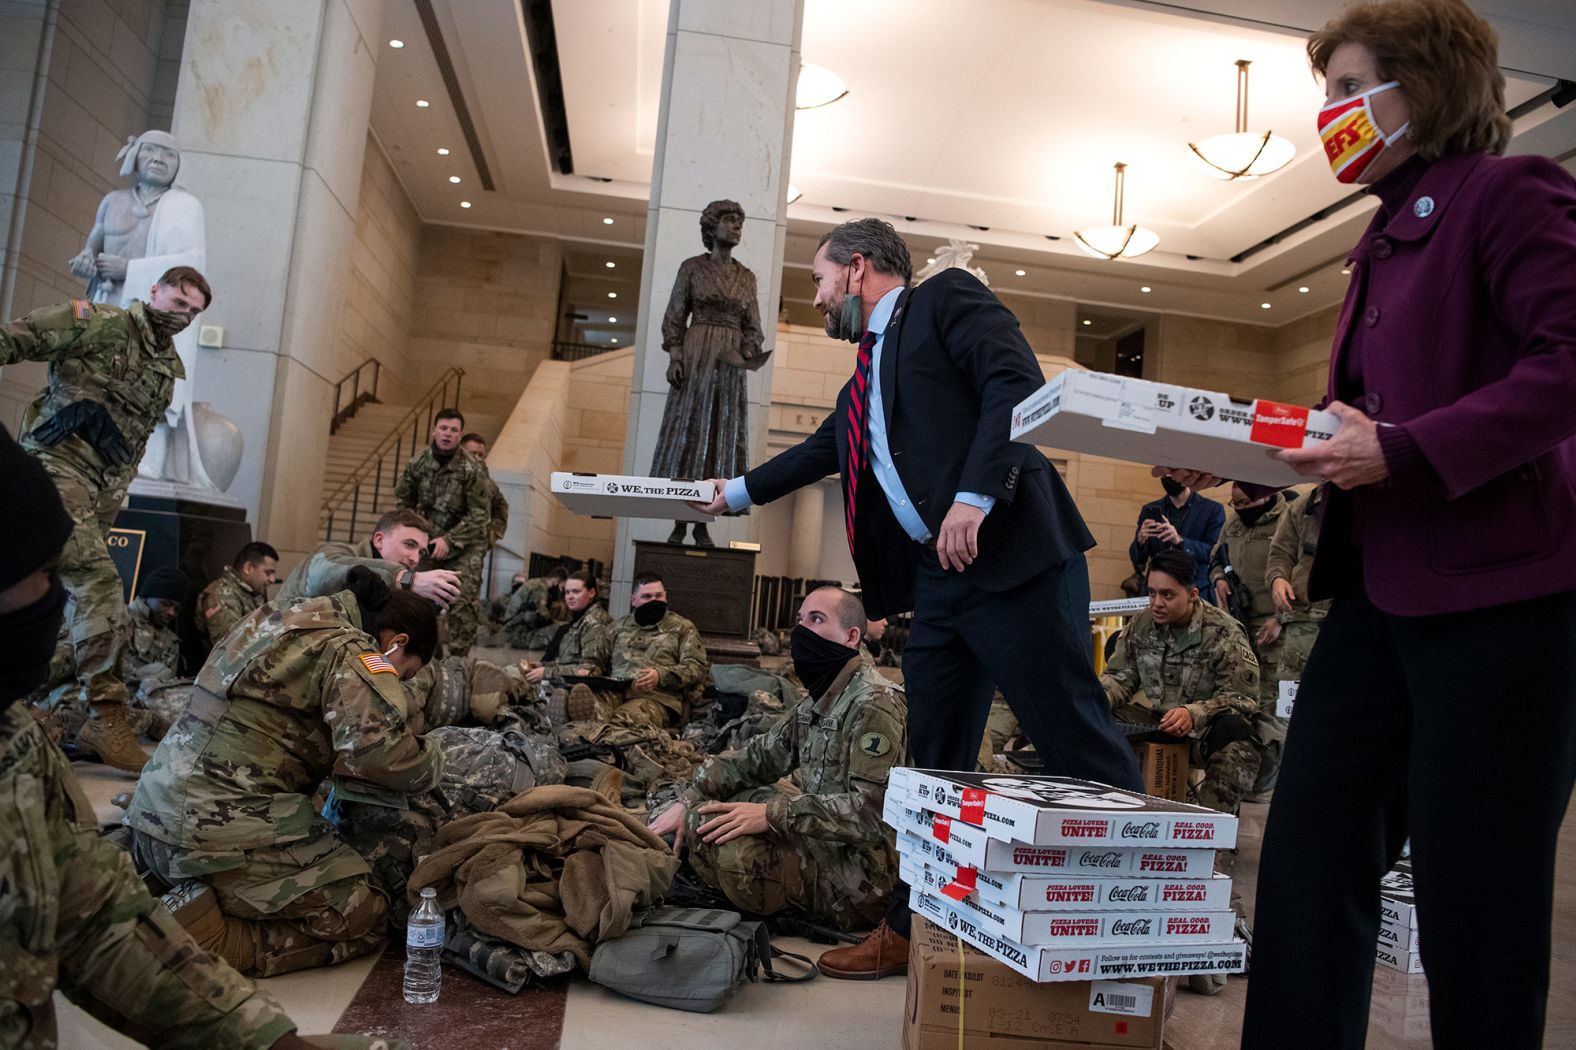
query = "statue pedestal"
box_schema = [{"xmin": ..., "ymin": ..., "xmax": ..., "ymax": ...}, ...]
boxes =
[
  {"xmin": 633, "ymin": 540, "xmax": 756, "ymax": 639},
  {"xmin": 112, "ymin": 491, "xmax": 252, "ymax": 672}
]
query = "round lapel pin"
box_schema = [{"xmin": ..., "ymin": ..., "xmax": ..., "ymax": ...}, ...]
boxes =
[{"xmin": 1413, "ymin": 196, "xmax": 1435, "ymax": 218}]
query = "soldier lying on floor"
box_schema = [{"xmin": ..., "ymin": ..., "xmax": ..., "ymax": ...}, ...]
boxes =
[{"xmin": 649, "ymin": 586, "xmax": 907, "ymax": 933}]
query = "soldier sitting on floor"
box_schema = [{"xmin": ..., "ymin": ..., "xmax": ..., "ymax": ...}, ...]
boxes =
[
  {"xmin": 1099, "ymin": 548, "xmax": 1261, "ymax": 996},
  {"xmin": 126, "ymin": 567, "xmax": 443, "ymax": 978},
  {"xmin": 649, "ymin": 586, "xmax": 907, "ymax": 935},
  {"xmin": 499, "ymin": 566, "xmax": 569, "ymax": 649},
  {"xmin": 522, "ymin": 569, "xmax": 614, "ymax": 723},
  {"xmin": 608, "ymin": 571, "xmax": 708, "ymax": 729},
  {"xmin": 196, "ymin": 540, "xmax": 278, "ymax": 648}
]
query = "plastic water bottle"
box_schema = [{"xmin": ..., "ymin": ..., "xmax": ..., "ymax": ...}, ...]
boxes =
[{"xmin": 403, "ymin": 887, "xmax": 445, "ymax": 1004}]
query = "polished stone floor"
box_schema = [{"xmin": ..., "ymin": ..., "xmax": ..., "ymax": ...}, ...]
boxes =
[{"xmin": 57, "ymin": 755, "xmax": 1576, "ymax": 1049}]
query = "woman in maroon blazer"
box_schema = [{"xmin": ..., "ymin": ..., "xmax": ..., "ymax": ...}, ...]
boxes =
[{"xmin": 1168, "ymin": 2, "xmax": 1576, "ymax": 1047}]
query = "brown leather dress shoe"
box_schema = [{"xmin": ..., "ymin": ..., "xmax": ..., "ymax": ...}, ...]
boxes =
[{"xmin": 817, "ymin": 920, "xmax": 909, "ymax": 980}]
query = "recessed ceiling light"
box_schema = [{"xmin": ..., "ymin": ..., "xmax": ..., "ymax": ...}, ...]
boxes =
[
  {"xmin": 605, "ymin": 261, "xmax": 615, "ymax": 269},
  {"xmin": 1014, "ymin": 269, "xmax": 1027, "ymax": 277},
  {"xmin": 608, "ymin": 292, "xmax": 617, "ymax": 299},
  {"xmin": 611, "ymin": 338, "xmax": 619, "ymax": 344},
  {"xmin": 415, "ymin": 99, "xmax": 430, "ymax": 108},
  {"xmin": 1298, "ymin": 286, "xmax": 1310, "ymax": 293},
  {"xmin": 1260, "ymin": 302, "xmax": 1272, "ymax": 309},
  {"xmin": 459, "ymin": 201, "xmax": 471, "ymax": 208},
  {"xmin": 602, "ymin": 217, "xmax": 614, "ymax": 225},
  {"xmin": 1082, "ymin": 319, "xmax": 1093, "ymax": 326},
  {"xmin": 1140, "ymin": 286, "xmax": 1152, "ymax": 293},
  {"xmin": 926, "ymin": 257, "xmax": 936, "ymax": 265},
  {"xmin": 607, "ymin": 316, "xmax": 617, "ymax": 323},
  {"xmin": 388, "ymin": 39, "xmax": 405, "ymax": 48},
  {"xmin": 1340, "ymin": 267, "xmax": 1352, "ymax": 275},
  {"xmin": 448, "ymin": 175, "xmax": 461, "ymax": 184},
  {"xmin": 436, "ymin": 147, "xmax": 450, "ymax": 156}
]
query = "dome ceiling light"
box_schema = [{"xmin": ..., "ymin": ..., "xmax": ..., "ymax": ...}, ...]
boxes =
[
  {"xmin": 796, "ymin": 64, "xmax": 848, "ymax": 110},
  {"xmin": 1188, "ymin": 60, "xmax": 1295, "ymax": 180},
  {"xmin": 1074, "ymin": 162, "xmax": 1159, "ymax": 261}
]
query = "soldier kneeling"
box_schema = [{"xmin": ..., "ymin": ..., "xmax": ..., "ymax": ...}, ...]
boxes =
[{"xmin": 649, "ymin": 586, "xmax": 907, "ymax": 934}]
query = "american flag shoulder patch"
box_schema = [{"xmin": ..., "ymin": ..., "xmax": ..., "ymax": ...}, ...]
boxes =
[
  {"xmin": 358, "ymin": 651, "xmax": 397, "ymax": 675},
  {"xmin": 72, "ymin": 299, "xmax": 92, "ymax": 320}
]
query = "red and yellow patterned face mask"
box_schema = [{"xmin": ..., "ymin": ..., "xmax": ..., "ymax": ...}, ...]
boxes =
[{"xmin": 1317, "ymin": 81, "xmax": 1410, "ymax": 184}]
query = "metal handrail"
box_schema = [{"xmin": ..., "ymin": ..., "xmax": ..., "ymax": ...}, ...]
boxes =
[
  {"xmin": 330, "ymin": 358, "xmax": 383, "ymax": 434},
  {"xmin": 320, "ymin": 367, "xmax": 465, "ymax": 541},
  {"xmin": 552, "ymin": 339, "xmax": 625, "ymax": 362}
]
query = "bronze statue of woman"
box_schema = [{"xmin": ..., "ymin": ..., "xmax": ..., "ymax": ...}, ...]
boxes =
[{"xmin": 650, "ymin": 199, "xmax": 768, "ymax": 545}]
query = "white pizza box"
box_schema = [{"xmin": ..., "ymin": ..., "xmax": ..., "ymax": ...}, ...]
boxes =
[
  {"xmin": 1380, "ymin": 862, "xmax": 1419, "ymax": 930},
  {"xmin": 887, "ymin": 795, "xmax": 1217, "ymax": 879},
  {"xmin": 909, "ymin": 888, "xmax": 1248, "ymax": 984},
  {"xmin": 1277, "ymin": 680, "xmax": 1298, "ymax": 719},
  {"xmin": 1010, "ymin": 371, "xmax": 1338, "ymax": 488},
  {"xmin": 1090, "ymin": 597, "xmax": 1152, "ymax": 617},
  {"xmin": 890, "ymin": 768, "xmax": 1237, "ymax": 850},
  {"xmin": 896, "ymin": 832, "xmax": 1231, "ymax": 912},
  {"xmin": 549, "ymin": 472, "xmax": 716, "ymax": 522},
  {"xmin": 1375, "ymin": 943, "xmax": 1426, "ymax": 975},
  {"xmin": 901, "ymin": 857, "xmax": 1234, "ymax": 946},
  {"xmin": 1377, "ymin": 918, "xmax": 1420, "ymax": 954}
]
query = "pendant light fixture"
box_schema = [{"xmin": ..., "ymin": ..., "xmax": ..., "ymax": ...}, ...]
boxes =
[
  {"xmin": 1188, "ymin": 60, "xmax": 1296, "ymax": 180},
  {"xmin": 1074, "ymin": 162, "xmax": 1159, "ymax": 260}
]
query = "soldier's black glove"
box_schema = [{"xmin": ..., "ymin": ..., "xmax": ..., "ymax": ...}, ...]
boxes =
[{"xmin": 32, "ymin": 400, "xmax": 134, "ymax": 465}]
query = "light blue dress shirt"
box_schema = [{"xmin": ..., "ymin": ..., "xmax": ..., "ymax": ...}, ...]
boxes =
[{"xmin": 723, "ymin": 285, "xmax": 994, "ymax": 541}]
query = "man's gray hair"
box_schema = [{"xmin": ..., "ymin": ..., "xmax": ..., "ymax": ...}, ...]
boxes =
[
  {"xmin": 809, "ymin": 585, "xmax": 868, "ymax": 637},
  {"xmin": 817, "ymin": 219, "xmax": 913, "ymax": 282}
]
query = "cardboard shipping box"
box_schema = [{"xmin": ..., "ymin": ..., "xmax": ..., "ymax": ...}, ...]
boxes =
[
  {"xmin": 891, "ymin": 769, "xmax": 1238, "ymax": 850},
  {"xmin": 1131, "ymin": 740, "xmax": 1189, "ymax": 803},
  {"xmin": 1010, "ymin": 371, "xmax": 1337, "ymax": 488},
  {"xmin": 903, "ymin": 916, "xmax": 1164, "ymax": 1050},
  {"xmin": 549, "ymin": 472, "xmax": 716, "ymax": 522}
]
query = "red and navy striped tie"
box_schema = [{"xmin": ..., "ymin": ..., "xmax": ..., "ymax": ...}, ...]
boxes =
[{"xmin": 844, "ymin": 329, "xmax": 877, "ymax": 557}]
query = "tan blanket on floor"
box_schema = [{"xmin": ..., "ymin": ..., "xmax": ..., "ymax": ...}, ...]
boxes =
[{"xmin": 408, "ymin": 784, "xmax": 677, "ymax": 968}]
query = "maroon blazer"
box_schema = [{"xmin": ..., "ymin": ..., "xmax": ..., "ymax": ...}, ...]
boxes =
[{"xmin": 1311, "ymin": 151, "xmax": 1576, "ymax": 616}]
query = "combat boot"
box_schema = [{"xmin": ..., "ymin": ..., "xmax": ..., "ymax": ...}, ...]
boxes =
[
  {"xmin": 161, "ymin": 881, "xmax": 226, "ymax": 949},
  {"xmin": 566, "ymin": 683, "xmax": 598, "ymax": 722},
  {"xmin": 76, "ymin": 704, "xmax": 149, "ymax": 773},
  {"xmin": 817, "ymin": 920, "xmax": 908, "ymax": 980}
]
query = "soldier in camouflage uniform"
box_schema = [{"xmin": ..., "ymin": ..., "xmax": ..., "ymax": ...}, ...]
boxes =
[
  {"xmin": 500, "ymin": 567, "xmax": 569, "ymax": 649},
  {"xmin": 609, "ymin": 572, "xmax": 709, "ymax": 728},
  {"xmin": 460, "ymin": 433, "xmax": 509, "ymax": 546},
  {"xmin": 125, "ymin": 566, "xmax": 186, "ymax": 677},
  {"xmin": 650, "ymin": 587, "xmax": 906, "ymax": 933},
  {"xmin": 1100, "ymin": 550, "xmax": 1262, "ymax": 816},
  {"xmin": 0, "ymin": 421, "xmax": 398, "ymax": 1050},
  {"xmin": 275, "ymin": 508, "xmax": 461, "ymax": 610},
  {"xmin": 125, "ymin": 571, "xmax": 444, "ymax": 977},
  {"xmin": 395, "ymin": 409, "xmax": 493, "ymax": 656},
  {"xmin": 0, "ymin": 266, "xmax": 210, "ymax": 773},
  {"xmin": 521, "ymin": 570, "xmax": 614, "ymax": 722},
  {"xmin": 1100, "ymin": 549, "xmax": 1259, "ymax": 995},
  {"xmin": 197, "ymin": 541, "xmax": 278, "ymax": 648},
  {"xmin": 1265, "ymin": 483, "xmax": 1331, "ymax": 686},
  {"xmin": 1210, "ymin": 486, "xmax": 1305, "ymax": 798}
]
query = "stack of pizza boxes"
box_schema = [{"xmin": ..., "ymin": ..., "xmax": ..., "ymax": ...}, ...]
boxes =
[
  {"xmin": 1375, "ymin": 861, "xmax": 1423, "ymax": 974},
  {"xmin": 885, "ymin": 768, "xmax": 1249, "ymax": 983}
]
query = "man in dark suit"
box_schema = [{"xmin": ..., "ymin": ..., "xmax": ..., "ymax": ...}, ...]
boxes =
[{"xmin": 695, "ymin": 218, "xmax": 1141, "ymax": 976}]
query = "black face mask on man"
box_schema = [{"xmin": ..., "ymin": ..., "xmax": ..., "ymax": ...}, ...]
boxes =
[
  {"xmin": 1235, "ymin": 502, "xmax": 1271, "ymax": 526},
  {"xmin": 1160, "ymin": 476, "xmax": 1186, "ymax": 499},
  {"xmin": 0, "ymin": 575, "xmax": 67, "ymax": 709},
  {"xmin": 790, "ymin": 623, "xmax": 859, "ymax": 699},
  {"xmin": 633, "ymin": 600, "xmax": 668, "ymax": 627}
]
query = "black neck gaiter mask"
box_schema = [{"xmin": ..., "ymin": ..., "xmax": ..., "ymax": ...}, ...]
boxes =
[
  {"xmin": 0, "ymin": 575, "xmax": 68, "ymax": 711},
  {"xmin": 633, "ymin": 600, "xmax": 667, "ymax": 627},
  {"xmin": 790, "ymin": 624, "xmax": 858, "ymax": 700}
]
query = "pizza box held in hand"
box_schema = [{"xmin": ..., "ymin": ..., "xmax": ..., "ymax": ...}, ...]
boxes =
[{"xmin": 550, "ymin": 472, "xmax": 716, "ymax": 522}]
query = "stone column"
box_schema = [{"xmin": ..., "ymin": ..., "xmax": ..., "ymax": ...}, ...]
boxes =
[
  {"xmin": 162, "ymin": 0, "xmax": 384, "ymax": 561},
  {"xmin": 610, "ymin": 0, "xmax": 804, "ymax": 614},
  {"xmin": 788, "ymin": 481, "xmax": 825, "ymax": 579}
]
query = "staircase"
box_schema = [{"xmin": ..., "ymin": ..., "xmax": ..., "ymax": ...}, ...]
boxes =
[{"xmin": 320, "ymin": 395, "xmax": 504, "ymax": 544}]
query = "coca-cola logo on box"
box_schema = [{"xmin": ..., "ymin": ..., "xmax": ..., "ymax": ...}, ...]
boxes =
[
  {"xmin": 1080, "ymin": 850, "xmax": 1124, "ymax": 869},
  {"xmin": 1110, "ymin": 917, "xmax": 1154, "ymax": 937},
  {"xmin": 1120, "ymin": 820, "xmax": 1162, "ymax": 839},
  {"xmin": 1106, "ymin": 885, "xmax": 1150, "ymax": 903}
]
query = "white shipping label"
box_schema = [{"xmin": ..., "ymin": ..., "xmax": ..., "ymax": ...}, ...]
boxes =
[
  {"xmin": 1088, "ymin": 980, "xmax": 1155, "ymax": 1017},
  {"xmin": 1104, "ymin": 401, "xmax": 1158, "ymax": 434}
]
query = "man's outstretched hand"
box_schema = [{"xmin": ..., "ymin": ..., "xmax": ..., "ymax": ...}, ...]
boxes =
[{"xmin": 689, "ymin": 478, "xmax": 730, "ymax": 516}]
